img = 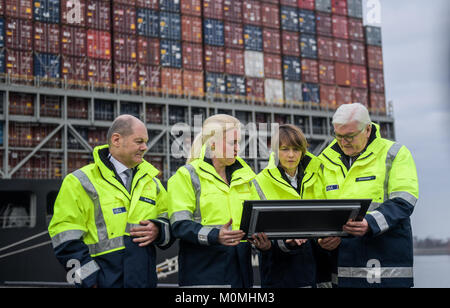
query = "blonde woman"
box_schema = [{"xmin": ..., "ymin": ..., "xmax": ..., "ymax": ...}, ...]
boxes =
[{"xmin": 167, "ymin": 114, "xmax": 256, "ymax": 287}]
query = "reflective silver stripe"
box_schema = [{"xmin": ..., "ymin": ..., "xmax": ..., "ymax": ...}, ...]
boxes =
[
  {"xmin": 338, "ymin": 266, "xmax": 413, "ymax": 279},
  {"xmin": 198, "ymin": 226, "xmax": 214, "ymax": 246},
  {"xmin": 51, "ymin": 230, "xmax": 85, "ymax": 248},
  {"xmin": 125, "ymin": 223, "xmax": 141, "ymax": 234},
  {"xmin": 316, "ymin": 281, "xmax": 333, "ymax": 288},
  {"xmin": 384, "ymin": 143, "xmax": 402, "ymax": 202},
  {"xmin": 158, "ymin": 212, "xmax": 169, "ymax": 220},
  {"xmin": 154, "ymin": 219, "xmax": 170, "ymax": 247},
  {"xmin": 390, "ymin": 191, "xmax": 418, "ymax": 206},
  {"xmin": 184, "ymin": 164, "xmax": 202, "ymax": 223},
  {"xmin": 87, "ymin": 237, "xmax": 124, "ymax": 256},
  {"xmin": 368, "ymin": 202, "xmax": 381, "ymax": 212},
  {"xmin": 277, "ymin": 240, "xmax": 290, "ymax": 253},
  {"xmin": 367, "ymin": 211, "xmax": 389, "ymax": 234},
  {"xmin": 75, "ymin": 260, "xmax": 100, "ymax": 281},
  {"xmin": 152, "ymin": 178, "xmax": 160, "ymax": 195},
  {"xmin": 170, "ymin": 210, "xmax": 194, "ymax": 225},
  {"xmin": 252, "ymin": 179, "xmax": 267, "ymax": 200}
]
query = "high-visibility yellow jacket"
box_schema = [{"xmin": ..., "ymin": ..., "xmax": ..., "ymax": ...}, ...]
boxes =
[
  {"xmin": 318, "ymin": 123, "xmax": 419, "ymax": 288},
  {"xmin": 168, "ymin": 146, "xmax": 256, "ymax": 287},
  {"xmin": 48, "ymin": 145, "xmax": 171, "ymax": 288}
]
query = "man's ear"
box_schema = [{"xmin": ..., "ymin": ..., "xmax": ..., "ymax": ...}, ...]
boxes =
[{"xmin": 110, "ymin": 133, "xmax": 121, "ymax": 148}]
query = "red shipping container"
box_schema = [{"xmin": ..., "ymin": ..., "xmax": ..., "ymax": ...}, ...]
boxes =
[
  {"xmin": 332, "ymin": 14, "xmax": 348, "ymax": 39},
  {"xmin": 243, "ymin": 0, "xmax": 262, "ymax": 26},
  {"xmin": 61, "ymin": 25, "xmax": 87, "ymax": 56},
  {"xmin": 352, "ymin": 88, "xmax": 369, "ymax": 107},
  {"xmin": 203, "ymin": 0, "xmax": 223, "ymax": 20},
  {"xmin": 263, "ymin": 28, "xmax": 281, "ymax": 54},
  {"xmin": 318, "ymin": 60, "xmax": 335, "ymax": 84},
  {"xmin": 87, "ymin": 30, "xmax": 111, "ymax": 60},
  {"xmin": 113, "ymin": 3, "xmax": 136, "ymax": 34},
  {"xmin": 61, "ymin": 56, "xmax": 88, "ymax": 82},
  {"xmin": 0, "ymin": 1, "xmax": 3, "ymax": 15},
  {"xmin": 224, "ymin": 0, "xmax": 242, "ymax": 23},
  {"xmin": 61, "ymin": 0, "xmax": 86, "ymax": 27},
  {"xmin": 320, "ymin": 84, "xmax": 337, "ymax": 109},
  {"xmin": 335, "ymin": 62, "xmax": 351, "ymax": 86},
  {"xmin": 161, "ymin": 68, "xmax": 183, "ymax": 96},
  {"xmin": 40, "ymin": 95, "xmax": 61, "ymax": 118},
  {"xmin": 136, "ymin": 0, "xmax": 159, "ymax": 9},
  {"xmin": 281, "ymin": 31, "xmax": 300, "ymax": 56},
  {"xmin": 348, "ymin": 17, "xmax": 364, "ymax": 42},
  {"xmin": 246, "ymin": 77, "xmax": 265, "ymax": 102},
  {"xmin": 146, "ymin": 104, "xmax": 163, "ymax": 124},
  {"xmin": 115, "ymin": 0, "xmax": 136, "ymax": 4},
  {"xmin": 9, "ymin": 92, "xmax": 34, "ymax": 116},
  {"xmin": 370, "ymin": 92, "xmax": 386, "ymax": 113},
  {"xmin": 224, "ymin": 22, "xmax": 244, "ymax": 49},
  {"xmin": 87, "ymin": 58, "xmax": 112, "ymax": 85},
  {"xmin": 261, "ymin": 3, "xmax": 279, "ymax": 29},
  {"xmin": 137, "ymin": 37, "xmax": 160, "ymax": 65},
  {"xmin": 114, "ymin": 61, "xmax": 138, "ymax": 90},
  {"xmin": 5, "ymin": 0, "xmax": 32, "ymax": 19},
  {"xmin": 137, "ymin": 64, "xmax": 160, "ymax": 90},
  {"xmin": 280, "ymin": 0, "xmax": 297, "ymax": 6},
  {"xmin": 113, "ymin": 33, "xmax": 137, "ymax": 62},
  {"xmin": 225, "ymin": 48, "xmax": 245, "ymax": 75},
  {"xmin": 301, "ymin": 58, "xmax": 319, "ymax": 83},
  {"xmin": 316, "ymin": 12, "xmax": 332, "ymax": 37},
  {"xmin": 181, "ymin": 15, "xmax": 202, "ymax": 43},
  {"xmin": 336, "ymin": 86, "xmax": 352, "ymax": 106},
  {"xmin": 264, "ymin": 54, "xmax": 282, "ymax": 79},
  {"xmin": 34, "ymin": 22, "xmax": 60, "ymax": 54},
  {"xmin": 183, "ymin": 70, "xmax": 204, "ymax": 97},
  {"xmin": 367, "ymin": 46, "xmax": 384, "ymax": 70},
  {"xmin": 5, "ymin": 18, "xmax": 33, "ymax": 51},
  {"xmin": 317, "ymin": 36, "xmax": 334, "ymax": 60},
  {"xmin": 6, "ymin": 49, "xmax": 33, "ymax": 80},
  {"xmin": 67, "ymin": 97, "xmax": 89, "ymax": 119},
  {"xmin": 86, "ymin": 0, "xmax": 110, "ymax": 31},
  {"xmin": 183, "ymin": 42, "xmax": 203, "ymax": 71},
  {"xmin": 331, "ymin": 0, "xmax": 347, "ymax": 15},
  {"xmin": 333, "ymin": 38, "xmax": 350, "ymax": 62},
  {"xmin": 181, "ymin": 0, "xmax": 201, "ymax": 16},
  {"xmin": 351, "ymin": 65, "xmax": 367, "ymax": 88},
  {"xmin": 349, "ymin": 41, "xmax": 365, "ymax": 65},
  {"xmin": 298, "ymin": 0, "xmax": 315, "ymax": 10},
  {"xmin": 369, "ymin": 69, "xmax": 385, "ymax": 93},
  {"xmin": 204, "ymin": 46, "xmax": 225, "ymax": 73}
]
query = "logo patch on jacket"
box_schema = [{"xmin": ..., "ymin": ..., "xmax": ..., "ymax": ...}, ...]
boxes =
[
  {"xmin": 326, "ymin": 184, "xmax": 339, "ymax": 191},
  {"xmin": 356, "ymin": 176, "xmax": 376, "ymax": 182},
  {"xmin": 113, "ymin": 207, "xmax": 127, "ymax": 214},
  {"xmin": 139, "ymin": 196, "xmax": 156, "ymax": 205}
]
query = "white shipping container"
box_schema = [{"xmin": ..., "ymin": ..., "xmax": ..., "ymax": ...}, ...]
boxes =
[
  {"xmin": 284, "ymin": 81, "xmax": 303, "ymax": 103},
  {"xmin": 244, "ymin": 51, "xmax": 264, "ymax": 78},
  {"xmin": 265, "ymin": 79, "xmax": 283, "ymax": 105}
]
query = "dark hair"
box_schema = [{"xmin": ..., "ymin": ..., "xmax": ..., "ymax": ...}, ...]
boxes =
[
  {"xmin": 273, "ymin": 124, "xmax": 309, "ymax": 158},
  {"xmin": 107, "ymin": 115, "xmax": 136, "ymax": 145}
]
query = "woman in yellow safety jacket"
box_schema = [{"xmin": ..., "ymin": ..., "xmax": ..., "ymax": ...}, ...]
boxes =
[{"xmin": 167, "ymin": 114, "xmax": 256, "ymax": 287}]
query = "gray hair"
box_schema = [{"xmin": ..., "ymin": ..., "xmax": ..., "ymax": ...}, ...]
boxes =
[
  {"xmin": 332, "ymin": 103, "xmax": 371, "ymax": 130},
  {"xmin": 107, "ymin": 115, "xmax": 140, "ymax": 145}
]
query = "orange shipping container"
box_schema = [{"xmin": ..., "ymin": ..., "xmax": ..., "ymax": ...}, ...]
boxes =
[
  {"xmin": 161, "ymin": 68, "xmax": 182, "ymax": 96},
  {"xmin": 183, "ymin": 70, "xmax": 204, "ymax": 97},
  {"xmin": 320, "ymin": 84, "xmax": 337, "ymax": 109},
  {"xmin": 181, "ymin": 15, "xmax": 202, "ymax": 43},
  {"xmin": 335, "ymin": 62, "xmax": 351, "ymax": 86},
  {"xmin": 181, "ymin": 0, "xmax": 201, "ymax": 16}
]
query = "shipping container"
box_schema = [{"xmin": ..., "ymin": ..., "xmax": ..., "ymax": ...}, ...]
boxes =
[
  {"xmin": 244, "ymin": 50, "xmax": 264, "ymax": 77},
  {"xmin": 301, "ymin": 58, "xmax": 319, "ymax": 83},
  {"xmin": 5, "ymin": 0, "xmax": 33, "ymax": 20},
  {"xmin": 204, "ymin": 45, "xmax": 224, "ymax": 73},
  {"xmin": 114, "ymin": 61, "xmax": 138, "ymax": 90},
  {"xmin": 203, "ymin": 0, "xmax": 223, "ymax": 20},
  {"xmin": 67, "ymin": 97, "xmax": 89, "ymax": 119},
  {"xmin": 61, "ymin": 55, "xmax": 87, "ymax": 83},
  {"xmin": 120, "ymin": 102, "xmax": 141, "ymax": 118},
  {"xmin": 223, "ymin": 0, "xmax": 242, "ymax": 23},
  {"xmin": 113, "ymin": 33, "xmax": 137, "ymax": 63},
  {"xmin": 0, "ymin": 18, "xmax": 4, "ymax": 48},
  {"xmin": 224, "ymin": 21, "xmax": 244, "ymax": 49},
  {"xmin": 160, "ymin": 0, "xmax": 180, "ymax": 12},
  {"xmin": 244, "ymin": 24, "xmax": 263, "ymax": 51},
  {"xmin": 319, "ymin": 84, "xmax": 336, "ymax": 108},
  {"xmin": 261, "ymin": 2, "xmax": 279, "ymax": 29},
  {"xmin": 0, "ymin": 50, "xmax": 4, "ymax": 73},
  {"xmin": 183, "ymin": 69, "xmax": 204, "ymax": 97},
  {"xmin": 263, "ymin": 28, "xmax": 281, "ymax": 54},
  {"xmin": 181, "ymin": 15, "xmax": 202, "ymax": 43},
  {"xmin": 280, "ymin": 0, "xmax": 297, "ymax": 6},
  {"xmin": 40, "ymin": 95, "xmax": 61, "ymax": 118},
  {"xmin": 336, "ymin": 86, "xmax": 352, "ymax": 105},
  {"xmin": 137, "ymin": 8, "xmax": 159, "ymax": 37},
  {"xmin": 204, "ymin": 19, "xmax": 224, "ymax": 46},
  {"xmin": 6, "ymin": 49, "xmax": 33, "ymax": 80},
  {"xmin": 369, "ymin": 92, "xmax": 386, "ymax": 113},
  {"xmin": 94, "ymin": 100, "xmax": 114, "ymax": 121},
  {"xmin": 5, "ymin": 18, "xmax": 33, "ymax": 50},
  {"xmin": 182, "ymin": 42, "xmax": 203, "ymax": 70},
  {"xmin": 243, "ymin": 0, "xmax": 262, "ymax": 26},
  {"xmin": 316, "ymin": 12, "xmax": 332, "ymax": 36},
  {"xmin": 9, "ymin": 92, "xmax": 34, "ymax": 116},
  {"xmin": 333, "ymin": 38, "xmax": 349, "ymax": 62},
  {"xmin": 365, "ymin": 26, "xmax": 382, "ymax": 46},
  {"xmin": 0, "ymin": 124, "xmax": 3, "ymax": 146},
  {"xmin": 86, "ymin": 29, "xmax": 111, "ymax": 59},
  {"xmin": 246, "ymin": 77, "xmax": 264, "ymax": 102},
  {"xmin": 298, "ymin": 0, "xmax": 315, "ymax": 10},
  {"xmin": 180, "ymin": 0, "xmax": 201, "ymax": 16},
  {"xmin": 332, "ymin": 14, "xmax": 348, "ymax": 39},
  {"xmin": 280, "ymin": 6, "xmax": 298, "ymax": 32},
  {"xmin": 302, "ymin": 83, "xmax": 320, "ymax": 103},
  {"xmin": 368, "ymin": 68, "xmax": 384, "ymax": 93},
  {"xmin": 115, "ymin": 0, "xmax": 137, "ymax": 5},
  {"xmin": 34, "ymin": 52, "xmax": 60, "ymax": 79},
  {"xmin": 160, "ymin": 39, "xmax": 182, "ymax": 68},
  {"xmin": 349, "ymin": 41, "xmax": 365, "ymax": 65},
  {"xmin": 225, "ymin": 74, "xmax": 246, "ymax": 97},
  {"xmin": 113, "ymin": 3, "xmax": 136, "ymax": 35},
  {"xmin": 61, "ymin": 25, "xmax": 86, "ymax": 56},
  {"xmin": 352, "ymin": 87, "xmax": 368, "ymax": 107},
  {"xmin": 367, "ymin": 45, "xmax": 383, "ymax": 69},
  {"xmin": 61, "ymin": 0, "xmax": 86, "ymax": 27},
  {"xmin": 335, "ymin": 62, "xmax": 351, "ymax": 86},
  {"xmin": 331, "ymin": 0, "xmax": 347, "ymax": 15},
  {"xmin": 284, "ymin": 81, "xmax": 303, "ymax": 103},
  {"xmin": 264, "ymin": 53, "xmax": 282, "ymax": 79},
  {"xmin": 348, "ymin": 17, "xmax": 364, "ymax": 42},
  {"xmin": 86, "ymin": 0, "xmax": 110, "ymax": 31},
  {"xmin": 315, "ymin": 0, "xmax": 331, "ymax": 13},
  {"xmin": 146, "ymin": 104, "xmax": 164, "ymax": 124},
  {"xmin": 137, "ymin": 64, "xmax": 160, "ymax": 89},
  {"xmin": 33, "ymin": 0, "xmax": 60, "ymax": 23},
  {"xmin": 347, "ymin": 0, "xmax": 362, "ymax": 18},
  {"xmin": 300, "ymin": 33, "xmax": 317, "ymax": 59},
  {"xmin": 283, "ymin": 56, "xmax": 301, "ymax": 81},
  {"xmin": 281, "ymin": 31, "xmax": 300, "ymax": 56},
  {"xmin": 87, "ymin": 58, "xmax": 112, "ymax": 86},
  {"xmin": 265, "ymin": 78, "xmax": 283, "ymax": 105},
  {"xmin": 205, "ymin": 72, "xmax": 226, "ymax": 95},
  {"xmin": 34, "ymin": 22, "xmax": 60, "ymax": 54},
  {"xmin": 225, "ymin": 48, "xmax": 244, "ymax": 75},
  {"xmin": 298, "ymin": 9, "xmax": 316, "ymax": 34},
  {"xmin": 160, "ymin": 11, "xmax": 181, "ymax": 40},
  {"xmin": 317, "ymin": 35, "xmax": 334, "ymax": 60},
  {"xmin": 161, "ymin": 67, "xmax": 182, "ymax": 95},
  {"xmin": 318, "ymin": 60, "xmax": 335, "ymax": 84},
  {"xmin": 137, "ymin": 36, "xmax": 160, "ymax": 65}
]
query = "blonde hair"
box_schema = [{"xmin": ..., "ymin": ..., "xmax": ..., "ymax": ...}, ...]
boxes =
[{"xmin": 187, "ymin": 114, "xmax": 241, "ymax": 163}]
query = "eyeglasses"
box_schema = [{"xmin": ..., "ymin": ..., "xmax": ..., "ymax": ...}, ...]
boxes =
[{"xmin": 333, "ymin": 127, "xmax": 366, "ymax": 143}]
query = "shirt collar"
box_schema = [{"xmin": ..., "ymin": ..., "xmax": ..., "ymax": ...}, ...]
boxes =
[{"xmin": 109, "ymin": 154, "xmax": 129, "ymax": 175}]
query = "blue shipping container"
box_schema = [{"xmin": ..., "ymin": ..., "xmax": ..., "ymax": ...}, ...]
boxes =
[
  {"xmin": 34, "ymin": 0, "xmax": 60, "ymax": 23},
  {"xmin": 244, "ymin": 25, "xmax": 263, "ymax": 52},
  {"xmin": 205, "ymin": 73, "xmax": 226, "ymax": 95},
  {"xmin": 315, "ymin": 0, "xmax": 332, "ymax": 13},
  {"xmin": 160, "ymin": 12, "xmax": 181, "ymax": 40},
  {"xmin": 347, "ymin": 0, "xmax": 363, "ymax": 18},
  {"xmin": 34, "ymin": 53, "xmax": 60, "ymax": 79},
  {"xmin": 298, "ymin": 9, "xmax": 316, "ymax": 34},
  {"xmin": 0, "ymin": 50, "xmax": 4, "ymax": 74},
  {"xmin": 365, "ymin": 26, "xmax": 382, "ymax": 46},
  {"xmin": 137, "ymin": 9, "xmax": 160, "ymax": 37},
  {"xmin": 302, "ymin": 83, "xmax": 320, "ymax": 103},
  {"xmin": 300, "ymin": 34, "xmax": 317, "ymax": 59},
  {"xmin": 283, "ymin": 56, "xmax": 301, "ymax": 81},
  {"xmin": 0, "ymin": 18, "xmax": 4, "ymax": 48},
  {"xmin": 226, "ymin": 75, "xmax": 246, "ymax": 96},
  {"xmin": 159, "ymin": 0, "xmax": 180, "ymax": 13},
  {"xmin": 0, "ymin": 123, "xmax": 3, "ymax": 146},
  {"xmin": 204, "ymin": 19, "xmax": 224, "ymax": 46},
  {"xmin": 280, "ymin": 6, "xmax": 299, "ymax": 32},
  {"xmin": 160, "ymin": 39, "xmax": 182, "ymax": 68}
]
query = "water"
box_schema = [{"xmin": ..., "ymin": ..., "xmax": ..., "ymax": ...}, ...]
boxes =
[{"xmin": 413, "ymin": 255, "xmax": 450, "ymax": 288}]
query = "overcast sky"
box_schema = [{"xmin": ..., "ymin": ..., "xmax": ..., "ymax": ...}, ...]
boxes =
[{"xmin": 380, "ymin": 0, "xmax": 450, "ymax": 239}]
